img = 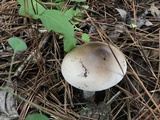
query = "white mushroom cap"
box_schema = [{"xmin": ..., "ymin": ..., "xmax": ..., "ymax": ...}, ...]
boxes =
[{"xmin": 61, "ymin": 42, "xmax": 127, "ymax": 91}]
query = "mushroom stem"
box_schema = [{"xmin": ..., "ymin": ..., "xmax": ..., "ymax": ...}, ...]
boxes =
[{"xmin": 83, "ymin": 90, "xmax": 95, "ymax": 100}]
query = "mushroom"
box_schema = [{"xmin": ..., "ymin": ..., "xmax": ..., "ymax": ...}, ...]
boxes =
[{"xmin": 61, "ymin": 42, "xmax": 127, "ymax": 99}]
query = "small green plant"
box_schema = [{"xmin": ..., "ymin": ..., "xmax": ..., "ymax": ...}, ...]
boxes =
[
  {"xmin": 130, "ymin": 23, "xmax": 137, "ymax": 28},
  {"xmin": 18, "ymin": 0, "xmax": 76, "ymax": 52},
  {"xmin": 7, "ymin": 37, "xmax": 27, "ymax": 82},
  {"xmin": 81, "ymin": 33, "xmax": 90, "ymax": 42},
  {"xmin": 8, "ymin": 37, "xmax": 50, "ymax": 120},
  {"xmin": 17, "ymin": 0, "xmax": 90, "ymax": 52}
]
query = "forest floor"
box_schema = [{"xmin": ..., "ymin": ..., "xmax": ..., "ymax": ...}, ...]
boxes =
[{"xmin": 0, "ymin": 0, "xmax": 160, "ymax": 120}]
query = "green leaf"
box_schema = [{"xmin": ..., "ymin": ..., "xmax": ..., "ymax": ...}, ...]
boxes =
[
  {"xmin": 64, "ymin": 8, "xmax": 81, "ymax": 20},
  {"xmin": 54, "ymin": 1, "xmax": 65, "ymax": 10},
  {"xmin": 18, "ymin": 0, "xmax": 46, "ymax": 19},
  {"xmin": 63, "ymin": 35, "xmax": 77, "ymax": 52},
  {"xmin": 39, "ymin": 10, "xmax": 74, "ymax": 33},
  {"xmin": 39, "ymin": 10, "xmax": 77, "ymax": 52},
  {"xmin": 25, "ymin": 113, "xmax": 49, "ymax": 120},
  {"xmin": 71, "ymin": 0, "xmax": 86, "ymax": 2},
  {"xmin": 81, "ymin": 33, "xmax": 90, "ymax": 42},
  {"xmin": 8, "ymin": 37, "xmax": 27, "ymax": 52},
  {"xmin": 130, "ymin": 23, "xmax": 137, "ymax": 28},
  {"xmin": 64, "ymin": 9, "xmax": 74, "ymax": 20}
]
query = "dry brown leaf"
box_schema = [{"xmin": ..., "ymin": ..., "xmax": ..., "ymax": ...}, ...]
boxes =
[
  {"xmin": 148, "ymin": 3, "xmax": 160, "ymax": 17},
  {"xmin": 0, "ymin": 87, "xmax": 19, "ymax": 120}
]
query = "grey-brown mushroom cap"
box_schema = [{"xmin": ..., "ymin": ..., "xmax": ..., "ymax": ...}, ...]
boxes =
[{"xmin": 61, "ymin": 42, "xmax": 127, "ymax": 91}]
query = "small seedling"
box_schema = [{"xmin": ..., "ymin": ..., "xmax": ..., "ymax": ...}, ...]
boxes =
[
  {"xmin": 81, "ymin": 33, "xmax": 90, "ymax": 42},
  {"xmin": 8, "ymin": 38, "xmax": 50, "ymax": 119},
  {"xmin": 130, "ymin": 23, "xmax": 137, "ymax": 28},
  {"xmin": 7, "ymin": 37, "xmax": 27, "ymax": 83}
]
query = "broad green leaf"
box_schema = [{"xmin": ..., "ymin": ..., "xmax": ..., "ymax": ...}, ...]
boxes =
[
  {"xmin": 71, "ymin": 0, "xmax": 86, "ymax": 2},
  {"xmin": 64, "ymin": 9, "xmax": 74, "ymax": 20},
  {"xmin": 39, "ymin": 10, "xmax": 77, "ymax": 52},
  {"xmin": 18, "ymin": 0, "xmax": 46, "ymax": 19},
  {"xmin": 25, "ymin": 113, "xmax": 49, "ymax": 120},
  {"xmin": 81, "ymin": 33, "xmax": 90, "ymax": 42},
  {"xmin": 64, "ymin": 9, "xmax": 81, "ymax": 20},
  {"xmin": 39, "ymin": 10, "xmax": 74, "ymax": 34},
  {"xmin": 8, "ymin": 37, "xmax": 27, "ymax": 52},
  {"xmin": 63, "ymin": 35, "xmax": 77, "ymax": 52}
]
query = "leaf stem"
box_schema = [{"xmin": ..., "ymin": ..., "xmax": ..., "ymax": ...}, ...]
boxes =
[{"xmin": 8, "ymin": 50, "xmax": 16, "ymax": 85}]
